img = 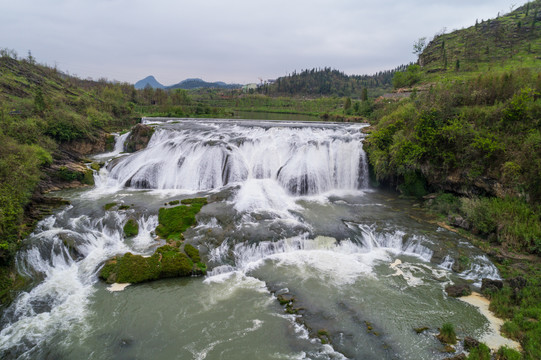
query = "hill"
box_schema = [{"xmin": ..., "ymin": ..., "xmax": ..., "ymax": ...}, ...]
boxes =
[
  {"xmin": 259, "ymin": 66, "xmax": 407, "ymax": 98},
  {"xmin": 134, "ymin": 75, "xmax": 165, "ymax": 89},
  {"xmin": 167, "ymin": 78, "xmax": 241, "ymax": 90},
  {"xmin": 420, "ymin": 1, "xmax": 541, "ymax": 74},
  {"xmin": 0, "ymin": 53, "xmax": 140, "ymax": 302}
]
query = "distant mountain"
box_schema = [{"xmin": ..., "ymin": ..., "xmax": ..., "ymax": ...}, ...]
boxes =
[
  {"xmin": 134, "ymin": 76, "xmax": 242, "ymax": 90},
  {"xmin": 167, "ymin": 78, "xmax": 241, "ymax": 90},
  {"xmin": 134, "ymin": 76, "xmax": 165, "ymax": 89}
]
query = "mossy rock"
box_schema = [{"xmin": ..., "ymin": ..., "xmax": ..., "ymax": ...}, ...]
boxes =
[
  {"xmin": 105, "ymin": 134, "xmax": 116, "ymax": 151},
  {"xmin": 90, "ymin": 162, "xmax": 101, "ymax": 171},
  {"xmin": 183, "ymin": 243, "xmax": 201, "ymax": 263},
  {"xmin": 180, "ymin": 198, "xmax": 207, "ymax": 205},
  {"xmin": 119, "ymin": 204, "xmax": 131, "ymax": 210},
  {"xmin": 168, "ymin": 200, "xmax": 180, "ymax": 206},
  {"xmin": 156, "ymin": 245, "xmax": 193, "ymax": 278},
  {"xmin": 123, "ymin": 219, "xmax": 139, "ymax": 237},
  {"xmin": 124, "ymin": 124, "xmax": 155, "ymax": 153},
  {"xmin": 99, "ymin": 244, "xmax": 205, "ymax": 284},
  {"xmin": 155, "ymin": 198, "xmax": 208, "ymax": 239},
  {"xmin": 116, "ymin": 252, "xmax": 160, "ymax": 283},
  {"xmin": 316, "ymin": 329, "xmax": 331, "ymax": 344},
  {"xmin": 104, "ymin": 202, "xmax": 117, "ymax": 211}
]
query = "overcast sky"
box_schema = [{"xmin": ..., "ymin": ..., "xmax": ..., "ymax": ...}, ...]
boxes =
[{"xmin": 0, "ymin": 0, "xmax": 529, "ymax": 85}]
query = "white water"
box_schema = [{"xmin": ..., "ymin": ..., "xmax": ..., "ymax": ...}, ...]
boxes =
[
  {"xmin": 0, "ymin": 119, "xmax": 504, "ymax": 360},
  {"xmin": 103, "ymin": 120, "xmax": 368, "ymax": 195}
]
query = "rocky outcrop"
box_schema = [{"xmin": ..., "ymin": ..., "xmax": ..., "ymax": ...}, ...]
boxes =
[
  {"xmin": 445, "ymin": 284, "xmax": 472, "ymax": 297},
  {"xmin": 448, "ymin": 215, "xmax": 471, "ymax": 231},
  {"xmin": 99, "ymin": 244, "xmax": 205, "ymax": 284},
  {"xmin": 99, "ymin": 198, "xmax": 208, "ymax": 284},
  {"xmin": 60, "ymin": 131, "xmax": 114, "ymax": 157},
  {"xmin": 463, "ymin": 336, "xmax": 480, "ymax": 351},
  {"xmin": 481, "ymin": 278, "xmax": 503, "ymax": 295},
  {"xmin": 124, "ymin": 124, "xmax": 154, "ymax": 153}
]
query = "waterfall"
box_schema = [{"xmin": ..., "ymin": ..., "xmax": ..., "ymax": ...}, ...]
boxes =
[
  {"xmin": 0, "ymin": 119, "xmax": 503, "ymax": 360},
  {"xmin": 104, "ymin": 120, "xmax": 369, "ymax": 195}
]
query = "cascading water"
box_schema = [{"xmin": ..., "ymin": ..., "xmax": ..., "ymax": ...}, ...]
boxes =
[
  {"xmin": 0, "ymin": 119, "xmax": 506, "ymax": 360},
  {"xmin": 104, "ymin": 119, "xmax": 368, "ymax": 194}
]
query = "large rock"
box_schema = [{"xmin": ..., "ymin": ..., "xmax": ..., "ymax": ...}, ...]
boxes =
[
  {"xmin": 463, "ymin": 336, "xmax": 480, "ymax": 351},
  {"xmin": 481, "ymin": 278, "xmax": 503, "ymax": 294},
  {"xmin": 445, "ymin": 284, "xmax": 472, "ymax": 297},
  {"xmin": 124, "ymin": 124, "xmax": 154, "ymax": 153},
  {"xmin": 447, "ymin": 215, "xmax": 471, "ymax": 230}
]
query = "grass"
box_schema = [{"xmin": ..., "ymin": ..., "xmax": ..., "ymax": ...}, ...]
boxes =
[{"xmin": 437, "ymin": 322, "xmax": 457, "ymax": 344}]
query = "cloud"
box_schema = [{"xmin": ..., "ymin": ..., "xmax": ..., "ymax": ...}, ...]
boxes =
[{"xmin": 0, "ymin": 0, "xmax": 528, "ymax": 84}]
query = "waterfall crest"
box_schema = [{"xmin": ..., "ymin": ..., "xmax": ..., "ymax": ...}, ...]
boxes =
[{"xmin": 105, "ymin": 120, "xmax": 369, "ymax": 195}]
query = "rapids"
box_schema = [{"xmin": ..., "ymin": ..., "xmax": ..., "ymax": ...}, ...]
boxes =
[{"xmin": 0, "ymin": 118, "xmax": 502, "ymax": 360}]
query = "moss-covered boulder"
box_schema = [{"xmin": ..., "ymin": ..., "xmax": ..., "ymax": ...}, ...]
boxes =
[
  {"xmin": 124, "ymin": 124, "xmax": 154, "ymax": 153},
  {"xmin": 123, "ymin": 219, "xmax": 139, "ymax": 237},
  {"xmin": 156, "ymin": 245, "xmax": 193, "ymax": 278},
  {"xmin": 155, "ymin": 198, "xmax": 207, "ymax": 240},
  {"xmin": 98, "ymin": 244, "xmax": 206, "ymax": 284},
  {"xmin": 99, "ymin": 198, "xmax": 208, "ymax": 284}
]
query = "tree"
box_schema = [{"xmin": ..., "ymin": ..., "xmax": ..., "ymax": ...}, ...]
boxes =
[
  {"xmin": 362, "ymin": 88, "xmax": 368, "ymax": 101},
  {"xmin": 413, "ymin": 37, "xmax": 427, "ymax": 57},
  {"xmin": 344, "ymin": 97, "xmax": 352, "ymax": 114}
]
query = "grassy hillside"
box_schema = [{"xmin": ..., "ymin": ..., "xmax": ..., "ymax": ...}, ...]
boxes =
[
  {"xmin": 0, "ymin": 53, "xmax": 140, "ymax": 302},
  {"xmin": 420, "ymin": 1, "xmax": 540, "ymax": 75}
]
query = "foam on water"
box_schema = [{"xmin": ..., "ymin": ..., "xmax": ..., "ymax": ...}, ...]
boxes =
[{"xmin": 0, "ymin": 207, "xmax": 158, "ymax": 357}]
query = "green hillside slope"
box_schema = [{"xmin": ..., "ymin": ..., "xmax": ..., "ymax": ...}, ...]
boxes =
[{"xmin": 0, "ymin": 53, "xmax": 139, "ymax": 302}]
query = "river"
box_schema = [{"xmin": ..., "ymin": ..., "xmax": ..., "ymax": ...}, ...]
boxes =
[{"xmin": 0, "ymin": 118, "xmax": 501, "ymax": 359}]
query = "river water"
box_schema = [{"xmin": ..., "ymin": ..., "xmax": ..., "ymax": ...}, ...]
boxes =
[{"xmin": 0, "ymin": 118, "xmax": 501, "ymax": 359}]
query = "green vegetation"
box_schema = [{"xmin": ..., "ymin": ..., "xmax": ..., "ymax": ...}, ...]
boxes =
[
  {"xmin": 99, "ymin": 197, "xmax": 208, "ymax": 283},
  {"xmin": 183, "ymin": 243, "xmax": 201, "ymax": 263},
  {"xmin": 99, "ymin": 246, "xmax": 203, "ymax": 284},
  {"xmin": 155, "ymin": 198, "xmax": 208, "ymax": 240},
  {"xmin": 364, "ymin": 4, "xmax": 541, "ymax": 358},
  {"xmin": 495, "ymin": 346, "xmax": 523, "ymax": 360},
  {"xmin": 466, "ymin": 343, "xmax": 491, "ymax": 360},
  {"xmin": 489, "ymin": 262, "xmax": 541, "ymax": 360},
  {"xmin": 123, "ymin": 219, "xmax": 139, "ymax": 237},
  {"xmin": 437, "ymin": 322, "xmax": 457, "ymax": 344},
  {"xmin": 104, "ymin": 202, "xmax": 117, "ymax": 211},
  {"xmin": 258, "ymin": 66, "xmax": 402, "ymax": 97}
]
